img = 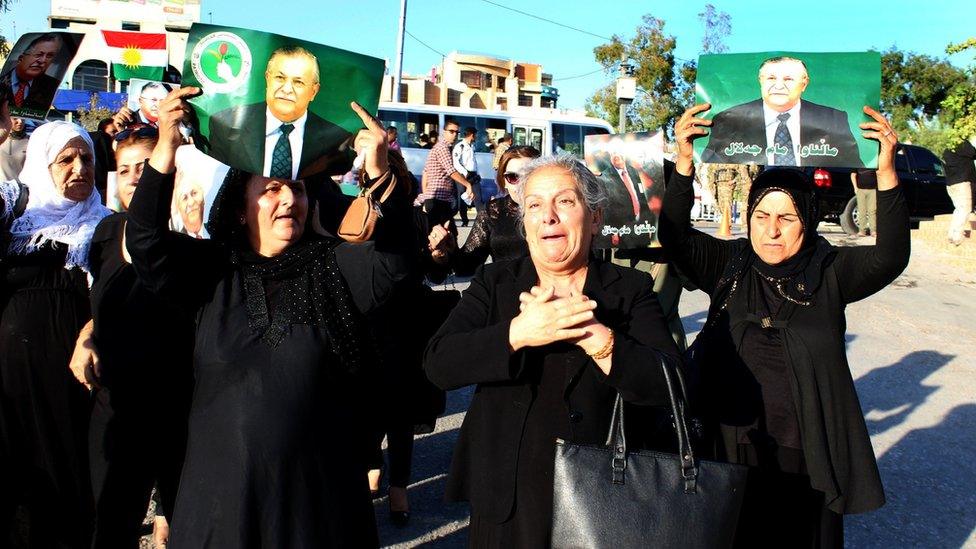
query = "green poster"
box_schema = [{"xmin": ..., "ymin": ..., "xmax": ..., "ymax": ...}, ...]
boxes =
[
  {"xmin": 182, "ymin": 23, "xmax": 385, "ymax": 178},
  {"xmin": 584, "ymin": 132, "xmax": 666, "ymax": 249},
  {"xmin": 694, "ymin": 51, "xmax": 881, "ymax": 169}
]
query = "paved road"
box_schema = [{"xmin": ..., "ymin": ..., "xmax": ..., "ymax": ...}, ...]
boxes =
[{"xmin": 373, "ymin": 225, "xmax": 976, "ymax": 548}]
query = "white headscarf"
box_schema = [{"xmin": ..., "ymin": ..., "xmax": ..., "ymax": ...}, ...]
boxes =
[{"xmin": 7, "ymin": 121, "xmax": 111, "ymax": 274}]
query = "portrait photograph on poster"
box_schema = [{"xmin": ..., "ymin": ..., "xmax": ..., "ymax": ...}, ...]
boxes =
[
  {"xmin": 584, "ymin": 131, "xmax": 666, "ymax": 249},
  {"xmin": 181, "ymin": 23, "xmax": 385, "ymax": 179},
  {"xmin": 694, "ymin": 51, "xmax": 881, "ymax": 169},
  {"xmin": 126, "ymin": 79, "xmax": 180, "ymax": 126},
  {"xmin": 0, "ymin": 32, "xmax": 84, "ymax": 120}
]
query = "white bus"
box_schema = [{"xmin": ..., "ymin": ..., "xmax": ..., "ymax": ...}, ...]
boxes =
[{"xmin": 376, "ymin": 102, "xmax": 612, "ymax": 198}]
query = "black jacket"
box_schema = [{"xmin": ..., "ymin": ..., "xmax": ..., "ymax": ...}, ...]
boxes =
[
  {"xmin": 424, "ymin": 256, "xmax": 680, "ymax": 523},
  {"xmin": 207, "ymin": 102, "xmax": 351, "ymax": 177},
  {"xmin": 702, "ymin": 99, "xmax": 864, "ymax": 168},
  {"xmin": 659, "ymin": 170, "xmax": 910, "ymax": 514},
  {"xmin": 943, "ymin": 140, "xmax": 976, "ymax": 185}
]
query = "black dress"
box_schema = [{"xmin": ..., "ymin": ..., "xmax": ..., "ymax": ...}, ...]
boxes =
[
  {"xmin": 451, "ymin": 195, "xmax": 527, "ymax": 276},
  {"xmin": 125, "ymin": 164, "xmax": 411, "ymax": 548},
  {"xmin": 87, "ymin": 212, "xmax": 195, "ymax": 548},
  {"xmin": 659, "ymin": 170, "xmax": 910, "ymax": 548},
  {"xmin": 0, "ymin": 243, "xmax": 94, "ymax": 548}
]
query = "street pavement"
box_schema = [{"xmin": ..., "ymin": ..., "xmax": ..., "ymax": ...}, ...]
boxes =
[{"xmin": 372, "ymin": 222, "xmax": 976, "ymax": 548}]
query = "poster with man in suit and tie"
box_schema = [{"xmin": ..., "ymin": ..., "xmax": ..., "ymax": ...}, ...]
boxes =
[
  {"xmin": 694, "ymin": 51, "xmax": 881, "ymax": 169},
  {"xmin": 0, "ymin": 32, "xmax": 84, "ymax": 120},
  {"xmin": 182, "ymin": 23, "xmax": 385, "ymax": 180},
  {"xmin": 584, "ymin": 131, "xmax": 666, "ymax": 249}
]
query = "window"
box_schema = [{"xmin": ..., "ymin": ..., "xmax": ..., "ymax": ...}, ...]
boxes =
[
  {"xmin": 447, "ymin": 89, "xmax": 462, "ymax": 107},
  {"xmin": 908, "ymin": 147, "xmax": 946, "ymax": 177},
  {"xmin": 72, "ymin": 60, "xmax": 109, "ymax": 92},
  {"xmin": 460, "ymin": 70, "xmax": 483, "ymax": 89},
  {"xmin": 894, "ymin": 148, "xmax": 910, "ymax": 173},
  {"xmin": 584, "ymin": 126, "xmax": 610, "ymax": 137},
  {"xmin": 121, "ymin": 22, "xmax": 141, "ymax": 31},
  {"xmin": 478, "ymin": 117, "xmax": 507, "ymax": 153},
  {"xmin": 518, "ymin": 95, "xmax": 533, "ymax": 107},
  {"xmin": 377, "ymin": 109, "xmax": 438, "ymax": 148},
  {"xmin": 540, "ymin": 97, "xmax": 556, "ymax": 109},
  {"xmin": 552, "ymin": 123, "xmax": 582, "ymax": 155}
]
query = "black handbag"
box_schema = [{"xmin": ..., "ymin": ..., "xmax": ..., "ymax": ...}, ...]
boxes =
[{"xmin": 551, "ymin": 355, "xmax": 748, "ymax": 549}]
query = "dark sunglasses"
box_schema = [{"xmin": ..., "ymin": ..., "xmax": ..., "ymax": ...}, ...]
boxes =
[
  {"xmin": 114, "ymin": 125, "xmax": 159, "ymax": 142},
  {"xmin": 443, "ymin": 128, "xmax": 458, "ymax": 134},
  {"xmin": 503, "ymin": 172, "xmax": 520, "ymax": 184}
]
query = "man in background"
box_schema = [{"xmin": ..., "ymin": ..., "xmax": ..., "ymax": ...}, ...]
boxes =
[
  {"xmin": 453, "ymin": 126, "xmax": 481, "ymax": 224},
  {"xmin": 492, "ymin": 133, "xmax": 512, "ymax": 170},
  {"xmin": 0, "ymin": 117, "xmax": 28, "ymax": 180},
  {"xmin": 414, "ymin": 120, "xmax": 471, "ymax": 227}
]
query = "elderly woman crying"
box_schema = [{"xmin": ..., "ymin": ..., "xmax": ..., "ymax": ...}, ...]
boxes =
[{"xmin": 424, "ymin": 154, "xmax": 680, "ymax": 547}]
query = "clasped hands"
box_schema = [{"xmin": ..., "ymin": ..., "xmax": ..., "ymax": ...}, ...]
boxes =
[{"xmin": 508, "ymin": 286, "xmax": 610, "ymax": 358}]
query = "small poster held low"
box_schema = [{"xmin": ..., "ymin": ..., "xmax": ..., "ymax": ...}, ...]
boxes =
[
  {"xmin": 181, "ymin": 23, "xmax": 385, "ymax": 179},
  {"xmin": 584, "ymin": 132, "xmax": 666, "ymax": 249},
  {"xmin": 0, "ymin": 32, "xmax": 84, "ymax": 120},
  {"xmin": 694, "ymin": 51, "xmax": 881, "ymax": 169},
  {"xmin": 127, "ymin": 79, "xmax": 180, "ymax": 126}
]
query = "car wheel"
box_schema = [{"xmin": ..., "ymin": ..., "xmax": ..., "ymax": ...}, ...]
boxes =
[{"xmin": 840, "ymin": 196, "xmax": 859, "ymax": 235}]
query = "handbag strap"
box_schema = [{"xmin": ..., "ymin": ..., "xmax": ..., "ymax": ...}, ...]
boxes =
[
  {"xmin": 603, "ymin": 354, "xmax": 699, "ymax": 492},
  {"xmin": 359, "ymin": 172, "xmax": 397, "ymax": 203}
]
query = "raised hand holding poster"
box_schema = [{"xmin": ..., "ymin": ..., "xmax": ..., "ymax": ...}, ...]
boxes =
[{"xmin": 181, "ymin": 23, "xmax": 385, "ymax": 179}]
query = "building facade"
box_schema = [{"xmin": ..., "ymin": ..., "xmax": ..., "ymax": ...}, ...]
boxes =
[{"xmin": 380, "ymin": 51, "xmax": 559, "ymax": 111}]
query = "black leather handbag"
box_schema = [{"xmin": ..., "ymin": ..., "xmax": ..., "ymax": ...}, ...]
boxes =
[{"xmin": 551, "ymin": 356, "xmax": 748, "ymax": 549}]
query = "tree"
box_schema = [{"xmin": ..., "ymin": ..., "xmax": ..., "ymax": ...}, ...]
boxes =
[
  {"xmin": 585, "ymin": 6, "xmax": 731, "ymax": 134},
  {"xmin": 75, "ymin": 94, "xmax": 116, "ymax": 131},
  {"xmin": 880, "ymin": 47, "xmax": 966, "ymax": 153},
  {"xmin": 941, "ymin": 38, "xmax": 976, "ymax": 148},
  {"xmin": 0, "ymin": 0, "xmax": 17, "ymax": 57}
]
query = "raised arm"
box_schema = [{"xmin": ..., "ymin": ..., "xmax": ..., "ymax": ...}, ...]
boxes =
[
  {"xmin": 659, "ymin": 104, "xmax": 744, "ymax": 294},
  {"xmin": 833, "ymin": 107, "xmax": 910, "ymax": 302},
  {"xmin": 335, "ymin": 103, "xmax": 416, "ymax": 314},
  {"xmin": 125, "ymin": 87, "xmax": 223, "ymax": 308}
]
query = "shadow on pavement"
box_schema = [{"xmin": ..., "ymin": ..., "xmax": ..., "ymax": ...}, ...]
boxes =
[
  {"xmin": 855, "ymin": 350, "xmax": 953, "ymax": 437},
  {"xmin": 849, "ymin": 403, "xmax": 976, "ymax": 547}
]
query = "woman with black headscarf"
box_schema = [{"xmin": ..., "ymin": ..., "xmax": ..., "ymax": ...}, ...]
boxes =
[
  {"xmin": 659, "ymin": 104, "xmax": 909, "ymax": 548},
  {"xmin": 124, "ymin": 87, "xmax": 413, "ymax": 547}
]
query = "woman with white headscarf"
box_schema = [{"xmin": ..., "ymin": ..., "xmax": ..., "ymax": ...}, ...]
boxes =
[{"xmin": 0, "ymin": 119, "xmax": 110, "ymax": 548}]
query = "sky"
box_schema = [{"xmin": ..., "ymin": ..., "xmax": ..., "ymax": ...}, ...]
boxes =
[{"xmin": 3, "ymin": 0, "xmax": 975, "ymax": 111}]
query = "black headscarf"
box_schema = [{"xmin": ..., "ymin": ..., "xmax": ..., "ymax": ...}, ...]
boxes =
[
  {"xmin": 745, "ymin": 168, "xmax": 832, "ymax": 303},
  {"xmin": 205, "ymin": 168, "xmax": 374, "ymax": 374}
]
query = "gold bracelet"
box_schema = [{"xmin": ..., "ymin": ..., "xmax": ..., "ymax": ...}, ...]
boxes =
[{"xmin": 588, "ymin": 328, "xmax": 615, "ymax": 360}]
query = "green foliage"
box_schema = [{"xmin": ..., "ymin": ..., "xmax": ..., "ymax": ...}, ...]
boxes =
[
  {"xmin": 941, "ymin": 38, "xmax": 976, "ymax": 148},
  {"xmin": 586, "ymin": 6, "xmax": 731, "ymax": 135},
  {"xmin": 75, "ymin": 94, "xmax": 115, "ymax": 132},
  {"xmin": 880, "ymin": 47, "xmax": 966, "ymax": 137}
]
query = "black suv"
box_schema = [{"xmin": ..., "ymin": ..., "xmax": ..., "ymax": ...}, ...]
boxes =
[{"xmin": 809, "ymin": 144, "xmax": 952, "ymax": 234}]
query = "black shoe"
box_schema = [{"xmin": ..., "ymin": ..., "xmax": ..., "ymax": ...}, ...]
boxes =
[{"xmin": 389, "ymin": 509, "xmax": 410, "ymax": 528}]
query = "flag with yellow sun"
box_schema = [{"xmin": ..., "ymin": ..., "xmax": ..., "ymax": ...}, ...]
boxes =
[{"xmin": 102, "ymin": 30, "xmax": 167, "ymax": 81}]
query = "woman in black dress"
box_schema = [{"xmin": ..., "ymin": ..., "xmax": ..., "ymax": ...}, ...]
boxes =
[
  {"xmin": 0, "ymin": 120, "xmax": 111, "ymax": 547},
  {"xmin": 660, "ymin": 104, "xmax": 908, "ymax": 547},
  {"xmin": 427, "ymin": 146, "xmax": 539, "ymax": 274},
  {"xmin": 86, "ymin": 127, "xmax": 195, "ymax": 548},
  {"xmin": 125, "ymin": 87, "xmax": 412, "ymax": 547},
  {"xmin": 424, "ymin": 154, "xmax": 680, "ymax": 547}
]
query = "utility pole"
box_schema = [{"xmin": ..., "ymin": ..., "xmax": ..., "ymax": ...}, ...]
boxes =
[
  {"xmin": 615, "ymin": 53, "xmax": 635, "ymax": 134},
  {"xmin": 392, "ymin": 0, "xmax": 407, "ymax": 103}
]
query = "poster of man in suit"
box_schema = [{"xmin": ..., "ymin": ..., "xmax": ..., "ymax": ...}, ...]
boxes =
[
  {"xmin": 182, "ymin": 23, "xmax": 384, "ymax": 179},
  {"xmin": 0, "ymin": 32, "xmax": 84, "ymax": 120},
  {"xmin": 695, "ymin": 51, "xmax": 880, "ymax": 169},
  {"xmin": 127, "ymin": 79, "xmax": 178, "ymax": 126},
  {"xmin": 584, "ymin": 132, "xmax": 665, "ymax": 249}
]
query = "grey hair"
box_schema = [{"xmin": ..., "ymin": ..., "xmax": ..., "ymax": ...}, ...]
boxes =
[{"xmin": 515, "ymin": 153, "xmax": 607, "ymax": 235}]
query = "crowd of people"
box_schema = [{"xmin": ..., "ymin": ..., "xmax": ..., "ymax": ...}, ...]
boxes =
[{"xmin": 0, "ymin": 69, "xmax": 914, "ymax": 549}]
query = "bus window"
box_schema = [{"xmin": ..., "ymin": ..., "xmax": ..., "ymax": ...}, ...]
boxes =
[
  {"xmin": 529, "ymin": 128, "xmax": 544, "ymax": 151},
  {"xmin": 513, "ymin": 126, "xmax": 528, "ymax": 146},
  {"xmin": 403, "ymin": 111, "xmax": 439, "ymax": 148},
  {"xmin": 552, "ymin": 123, "xmax": 582, "ymax": 155},
  {"xmin": 377, "ymin": 109, "xmax": 407, "ymax": 135},
  {"xmin": 584, "ymin": 126, "xmax": 610, "ymax": 137},
  {"xmin": 478, "ymin": 117, "xmax": 507, "ymax": 153}
]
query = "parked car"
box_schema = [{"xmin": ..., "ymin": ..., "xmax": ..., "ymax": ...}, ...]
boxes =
[{"xmin": 805, "ymin": 144, "xmax": 953, "ymax": 234}]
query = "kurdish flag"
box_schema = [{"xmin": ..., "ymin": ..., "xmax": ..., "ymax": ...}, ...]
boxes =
[{"xmin": 102, "ymin": 30, "xmax": 167, "ymax": 81}]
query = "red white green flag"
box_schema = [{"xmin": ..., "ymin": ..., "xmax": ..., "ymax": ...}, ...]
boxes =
[{"xmin": 101, "ymin": 30, "xmax": 167, "ymax": 81}]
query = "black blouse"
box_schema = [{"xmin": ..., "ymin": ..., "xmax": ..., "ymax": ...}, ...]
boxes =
[{"xmin": 451, "ymin": 194, "xmax": 527, "ymax": 276}]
